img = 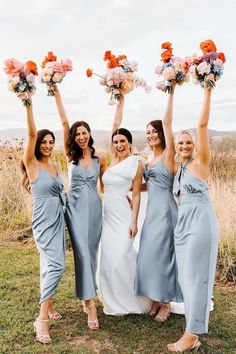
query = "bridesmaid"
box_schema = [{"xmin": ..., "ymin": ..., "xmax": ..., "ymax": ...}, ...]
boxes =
[
  {"xmin": 135, "ymin": 90, "xmax": 182, "ymax": 321},
  {"xmin": 53, "ymin": 86, "xmax": 106, "ymax": 330},
  {"xmin": 167, "ymin": 88, "xmax": 219, "ymax": 352},
  {"xmin": 21, "ymin": 98, "xmax": 66, "ymax": 344}
]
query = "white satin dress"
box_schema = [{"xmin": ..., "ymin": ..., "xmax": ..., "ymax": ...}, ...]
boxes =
[{"xmin": 98, "ymin": 156, "xmax": 151, "ymax": 315}]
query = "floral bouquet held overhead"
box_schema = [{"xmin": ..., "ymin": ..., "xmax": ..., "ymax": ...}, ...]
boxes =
[
  {"xmin": 86, "ymin": 51, "xmax": 151, "ymax": 105},
  {"xmin": 40, "ymin": 52, "xmax": 73, "ymax": 96},
  {"xmin": 155, "ymin": 42, "xmax": 191, "ymax": 94},
  {"xmin": 3, "ymin": 58, "xmax": 38, "ymax": 107},
  {"xmin": 189, "ymin": 39, "xmax": 226, "ymax": 89}
]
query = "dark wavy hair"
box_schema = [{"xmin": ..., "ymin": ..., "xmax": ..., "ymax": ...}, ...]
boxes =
[
  {"xmin": 67, "ymin": 121, "xmax": 97, "ymax": 165},
  {"xmin": 112, "ymin": 128, "xmax": 133, "ymax": 144},
  {"xmin": 146, "ymin": 120, "xmax": 166, "ymax": 149},
  {"xmin": 21, "ymin": 129, "xmax": 55, "ymax": 192}
]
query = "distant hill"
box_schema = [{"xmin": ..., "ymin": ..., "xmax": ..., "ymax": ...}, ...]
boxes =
[{"xmin": 0, "ymin": 128, "xmax": 236, "ymax": 152}]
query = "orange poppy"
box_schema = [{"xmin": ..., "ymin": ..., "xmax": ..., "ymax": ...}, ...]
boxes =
[
  {"xmin": 41, "ymin": 51, "xmax": 57, "ymax": 68},
  {"xmin": 217, "ymin": 52, "xmax": 226, "ymax": 63},
  {"xmin": 86, "ymin": 68, "xmax": 93, "ymax": 77},
  {"xmin": 104, "ymin": 51, "xmax": 112, "ymax": 61},
  {"xmin": 161, "ymin": 42, "xmax": 172, "ymax": 50},
  {"xmin": 25, "ymin": 61, "xmax": 38, "ymax": 75},
  {"xmin": 161, "ymin": 49, "xmax": 173, "ymax": 63},
  {"xmin": 200, "ymin": 40, "xmax": 217, "ymax": 54}
]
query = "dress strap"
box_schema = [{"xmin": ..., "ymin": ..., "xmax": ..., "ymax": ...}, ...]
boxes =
[{"xmin": 178, "ymin": 157, "xmax": 194, "ymax": 184}]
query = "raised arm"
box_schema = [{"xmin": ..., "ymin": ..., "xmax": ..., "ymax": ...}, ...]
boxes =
[
  {"xmin": 53, "ymin": 86, "xmax": 70, "ymax": 156},
  {"xmin": 162, "ymin": 92, "xmax": 175, "ymax": 157},
  {"xmin": 111, "ymin": 93, "xmax": 125, "ymax": 134},
  {"xmin": 23, "ymin": 102, "xmax": 37, "ymax": 165},
  {"xmin": 196, "ymin": 88, "xmax": 211, "ymax": 166},
  {"xmin": 129, "ymin": 162, "xmax": 143, "ymax": 238}
]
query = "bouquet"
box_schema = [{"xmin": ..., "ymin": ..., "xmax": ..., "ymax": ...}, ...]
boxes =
[
  {"xmin": 155, "ymin": 42, "xmax": 191, "ymax": 94},
  {"xmin": 3, "ymin": 58, "xmax": 38, "ymax": 106},
  {"xmin": 189, "ymin": 39, "xmax": 226, "ymax": 88},
  {"xmin": 40, "ymin": 52, "xmax": 73, "ymax": 96},
  {"xmin": 86, "ymin": 50, "xmax": 151, "ymax": 105}
]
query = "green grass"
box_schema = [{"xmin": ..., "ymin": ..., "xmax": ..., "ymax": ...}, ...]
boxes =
[{"xmin": 0, "ymin": 245, "xmax": 236, "ymax": 354}]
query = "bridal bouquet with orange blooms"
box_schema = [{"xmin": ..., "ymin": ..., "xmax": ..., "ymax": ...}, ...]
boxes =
[
  {"xmin": 189, "ymin": 39, "xmax": 226, "ymax": 88},
  {"xmin": 3, "ymin": 58, "xmax": 38, "ymax": 107},
  {"xmin": 86, "ymin": 51, "xmax": 151, "ymax": 105},
  {"xmin": 40, "ymin": 52, "xmax": 73, "ymax": 96},
  {"xmin": 155, "ymin": 42, "xmax": 191, "ymax": 94}
]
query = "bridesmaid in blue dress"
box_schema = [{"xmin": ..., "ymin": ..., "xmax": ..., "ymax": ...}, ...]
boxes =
[
  {"xmin": 21, "ymin": 99, "xmax": 66, "ymax": 344},
  {"xmin": 167, "ymin": 88, "xmax": 219, "ymax": 352},
  {"xmin": 53, "ymin": 86, "xmax": 106, "ymax": 330},
  {"xmin": 135, "ymin": 91, "xmax": 182, "ymax": 321}
]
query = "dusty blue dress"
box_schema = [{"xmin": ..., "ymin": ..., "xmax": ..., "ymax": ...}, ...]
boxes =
[
  {"xmin": 31, "ymin": 168, "xmax": 66, "ymax": 303},
  {"xmin": 173, "ymin": 158, "xmax": 219, "ymax": 334},
  {"xmin": 66, "ymin": 159, "xmax": 102, "ymax": 300},
  {"xmin": 135, "ymin": 161, "xmax": 182, "ymax": 302}
]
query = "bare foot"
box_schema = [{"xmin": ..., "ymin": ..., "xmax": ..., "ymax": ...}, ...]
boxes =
[
  {"xmin": 154, "ymin": 303, "xmax": 171, "ymax": 322},
  {"xmin": 167, "ymin": 332, "xmax": 201, "ymax": 352}
]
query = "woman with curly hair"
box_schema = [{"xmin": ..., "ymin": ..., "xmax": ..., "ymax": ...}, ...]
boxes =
[{"xmin": 53, "ymin": 86, "xmax": 106, "ymax": 330}]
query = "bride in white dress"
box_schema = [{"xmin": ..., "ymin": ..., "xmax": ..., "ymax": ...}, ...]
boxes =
[{"xmin": 99, "ymin": 96, "xmax": 151, "ymax": 315}]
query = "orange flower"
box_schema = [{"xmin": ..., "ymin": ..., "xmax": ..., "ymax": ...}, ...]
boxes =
[
  {"xmin": 161, "ymin": 49, "xmax": 173, "ymax": 63},
  {"xmin": 200, "ymin": 40, "xmax": 217, "ymax": 54},
  {"xmin": 41, "ymin": 51, "xmax": 57, "ymax": 68},
  {"xmin": 107, "ymin": 59, "xmax": 119, "ymax": 68},
  {"xmin": 86, "ymin": 68, "xmax": 93, "ymax": 77},
  {"xmin": 25, "ymin": 61, "xmax": 38, "ymax": 75},
  {"xmin": 103, "ymin": 51, "xmax": 112, "ymax": 61},
  {"xmin": 217, "ymin": 52, "xmax": 226, "ymax": 63},
  {"xmin": 116, "ymin": 54, "xmax": 127, "ymax": 61},
  {"xmin": 161, "ymin": 42, "xmax": 172, "ymax": 50}
]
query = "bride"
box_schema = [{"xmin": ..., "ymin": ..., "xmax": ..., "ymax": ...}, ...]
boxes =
[{"xmin": 98, "ymin": 94, "xmax": 151, "ymax": 315}]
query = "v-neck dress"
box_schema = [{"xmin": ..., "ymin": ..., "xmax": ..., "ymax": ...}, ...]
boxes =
[
  {"xmin": 173, "ymin": 158, "xmax": 219, "ymax": 334},
  {"xmin": 66, "ymin": 159, "xmax": 102, "ymax": 300},
  {"xmin": 31, "ymin": 168, "xmax": 66, "ymax": 303},
  {"xmin": 135, "ymin": 161, "xmax": 182, "ymax": 302}
]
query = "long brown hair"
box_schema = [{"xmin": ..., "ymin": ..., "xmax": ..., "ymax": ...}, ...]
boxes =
[
  {"xmin": 147, "ymin": 120, "xmax": 166, "ymax": 149},
  {"xmin": 67, "ymin": 121, "xmax": 98, "ymax": 165},
  {"xmin": 21, "ymin": 129, "xmax": 55, "ymax": 192}
]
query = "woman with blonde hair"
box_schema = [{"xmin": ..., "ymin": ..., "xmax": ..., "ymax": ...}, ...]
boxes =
[{"xmin": 168, "ymin": 88, "xmax": 219, "ymax": 352}]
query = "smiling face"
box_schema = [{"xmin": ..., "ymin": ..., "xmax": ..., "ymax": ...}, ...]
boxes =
[
  {"xmin": 39, "ymin": 134, "xmax": 55, "ymax": 157},
  {"xmin": 74, "ymin": 125, "xmax": 91, "ymax": 150},
  {"xmin": 176, "ymin": 133, "xmax": 194, "ymax": 160},
  {"xmin": 146, "ymin": 124, "xmax": 162, "ymax": 148},
  {"xmin": 112, "ymin": 134, "xmax": 131, "ymax": 158}
]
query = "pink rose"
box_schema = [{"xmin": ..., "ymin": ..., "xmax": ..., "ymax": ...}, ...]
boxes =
[
  {"xmin": 155, "ymin": 66, "xmax": 163, "ymax": 75},
  {"xmin": 162, "ymin": 67, "xmax": 176, "ymax": 80},
  {"xmin": 52, "ymin": 73, "xmax": 63, "ymax": 82},
  {"xmin": 156, "ymin": 81, "xmax": 166, "ymax": 91}
]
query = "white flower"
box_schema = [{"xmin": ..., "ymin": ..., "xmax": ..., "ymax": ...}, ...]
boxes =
[{"xmin": 197, "ymin": 61, "xmax": 211, "ymax": 75}]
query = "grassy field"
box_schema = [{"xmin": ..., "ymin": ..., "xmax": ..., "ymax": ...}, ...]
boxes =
[{"xmin": 0, "ymin": 244, "xmax": 236, "ymax": 354}]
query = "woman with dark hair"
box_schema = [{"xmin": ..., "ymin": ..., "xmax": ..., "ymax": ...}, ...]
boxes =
[
  {"xmin": 99, "ymin": 93, "xmax": 151, "ymax": 315},
  {"xmin": 53, "ymin": 86, "xmax": 106, "ymax": 330},
  {"xmin": 135, "ymin": 91, "xmax": 182, "ymax": 321},
  {"xmin": 167, "ymin": 88, "xmax": 219, "ymax": 352},
  {"xmin": 21, "ymin": 99, "xmax": 66, "ymax": 344}
]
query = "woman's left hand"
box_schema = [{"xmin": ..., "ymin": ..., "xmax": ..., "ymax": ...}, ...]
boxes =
[{"xmin": 129, "ymin": 223, "xmax": 138, "ymax": 238}]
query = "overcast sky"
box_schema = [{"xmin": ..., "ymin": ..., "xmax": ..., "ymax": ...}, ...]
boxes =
[{"xmin": 0, "ymin": 0, "xmax": 235, "ymax": 133}]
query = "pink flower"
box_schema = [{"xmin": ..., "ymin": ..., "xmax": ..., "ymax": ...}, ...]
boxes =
[
  {"xmin": 206, "ymin": 73, "xmax": 215, "ymax": 82},
  {"xmin": 213, "ymin": 58, "xmax": 224, "ymax": 68},
  {"xmin": 26, "ymin": 73, "xmax": 35, "ymax": 83},
  {"xmin": 155, "ymin": 66, "xmax": 163, "ymax": 75},
  {"xmin": 99, "ymin": 78, "xmax": 106, "ymax": 85},
  {"xmin": 162, "ymin": 67, "xmax": 176, "ymax": 80},
  {"xmin": 4, "ymin": 58, "xmax": 24, "ymax": 76},
  {"xmin": 104, "ymin": 86, "xmax": 112, "ymax": 93},
  {"xmin": 42, "ymin": 74, "xmax": 51, "ymax": 83},
  {"xmin": 156, "ymin": 81, "xmax": 166, "ymax": 91},
  {"xmin": 60, "ymin": 59, "xmax": 73, "ymax": 72},
  {"xmin": 145, "ymin": 85, "xmax": 152, "ymax": 93},
  {"xmin": 197, "ymin": 61, "xmax": 211, "ymax": 75}
]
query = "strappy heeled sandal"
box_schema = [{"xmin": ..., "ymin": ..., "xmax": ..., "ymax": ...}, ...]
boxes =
[
  {"xmin": 154, "ymin": 303, "xmax": 171, "ymax": 322},
  {"xmin": 149, "ymin": 302, "xmax": 161, "ymax": 316},
  {"xmin": 48, "ymin": 312, "xmax": 62, "ymax": 320},
  {"xmin": 33, "ymin": 318, "xmax": 52, "ymax": 344},
  {"xmin": 167, "ymin": 333, "xmax": 201, "ymax": 352},
  {"xmin": 83, "ymin": 302, "xmax": 99, "ymax": 330}
]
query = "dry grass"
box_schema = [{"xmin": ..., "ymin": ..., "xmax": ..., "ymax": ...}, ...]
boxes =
[{"xmin": 0, "ymin": 140, "xmax": 235, "ymax": 283}]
